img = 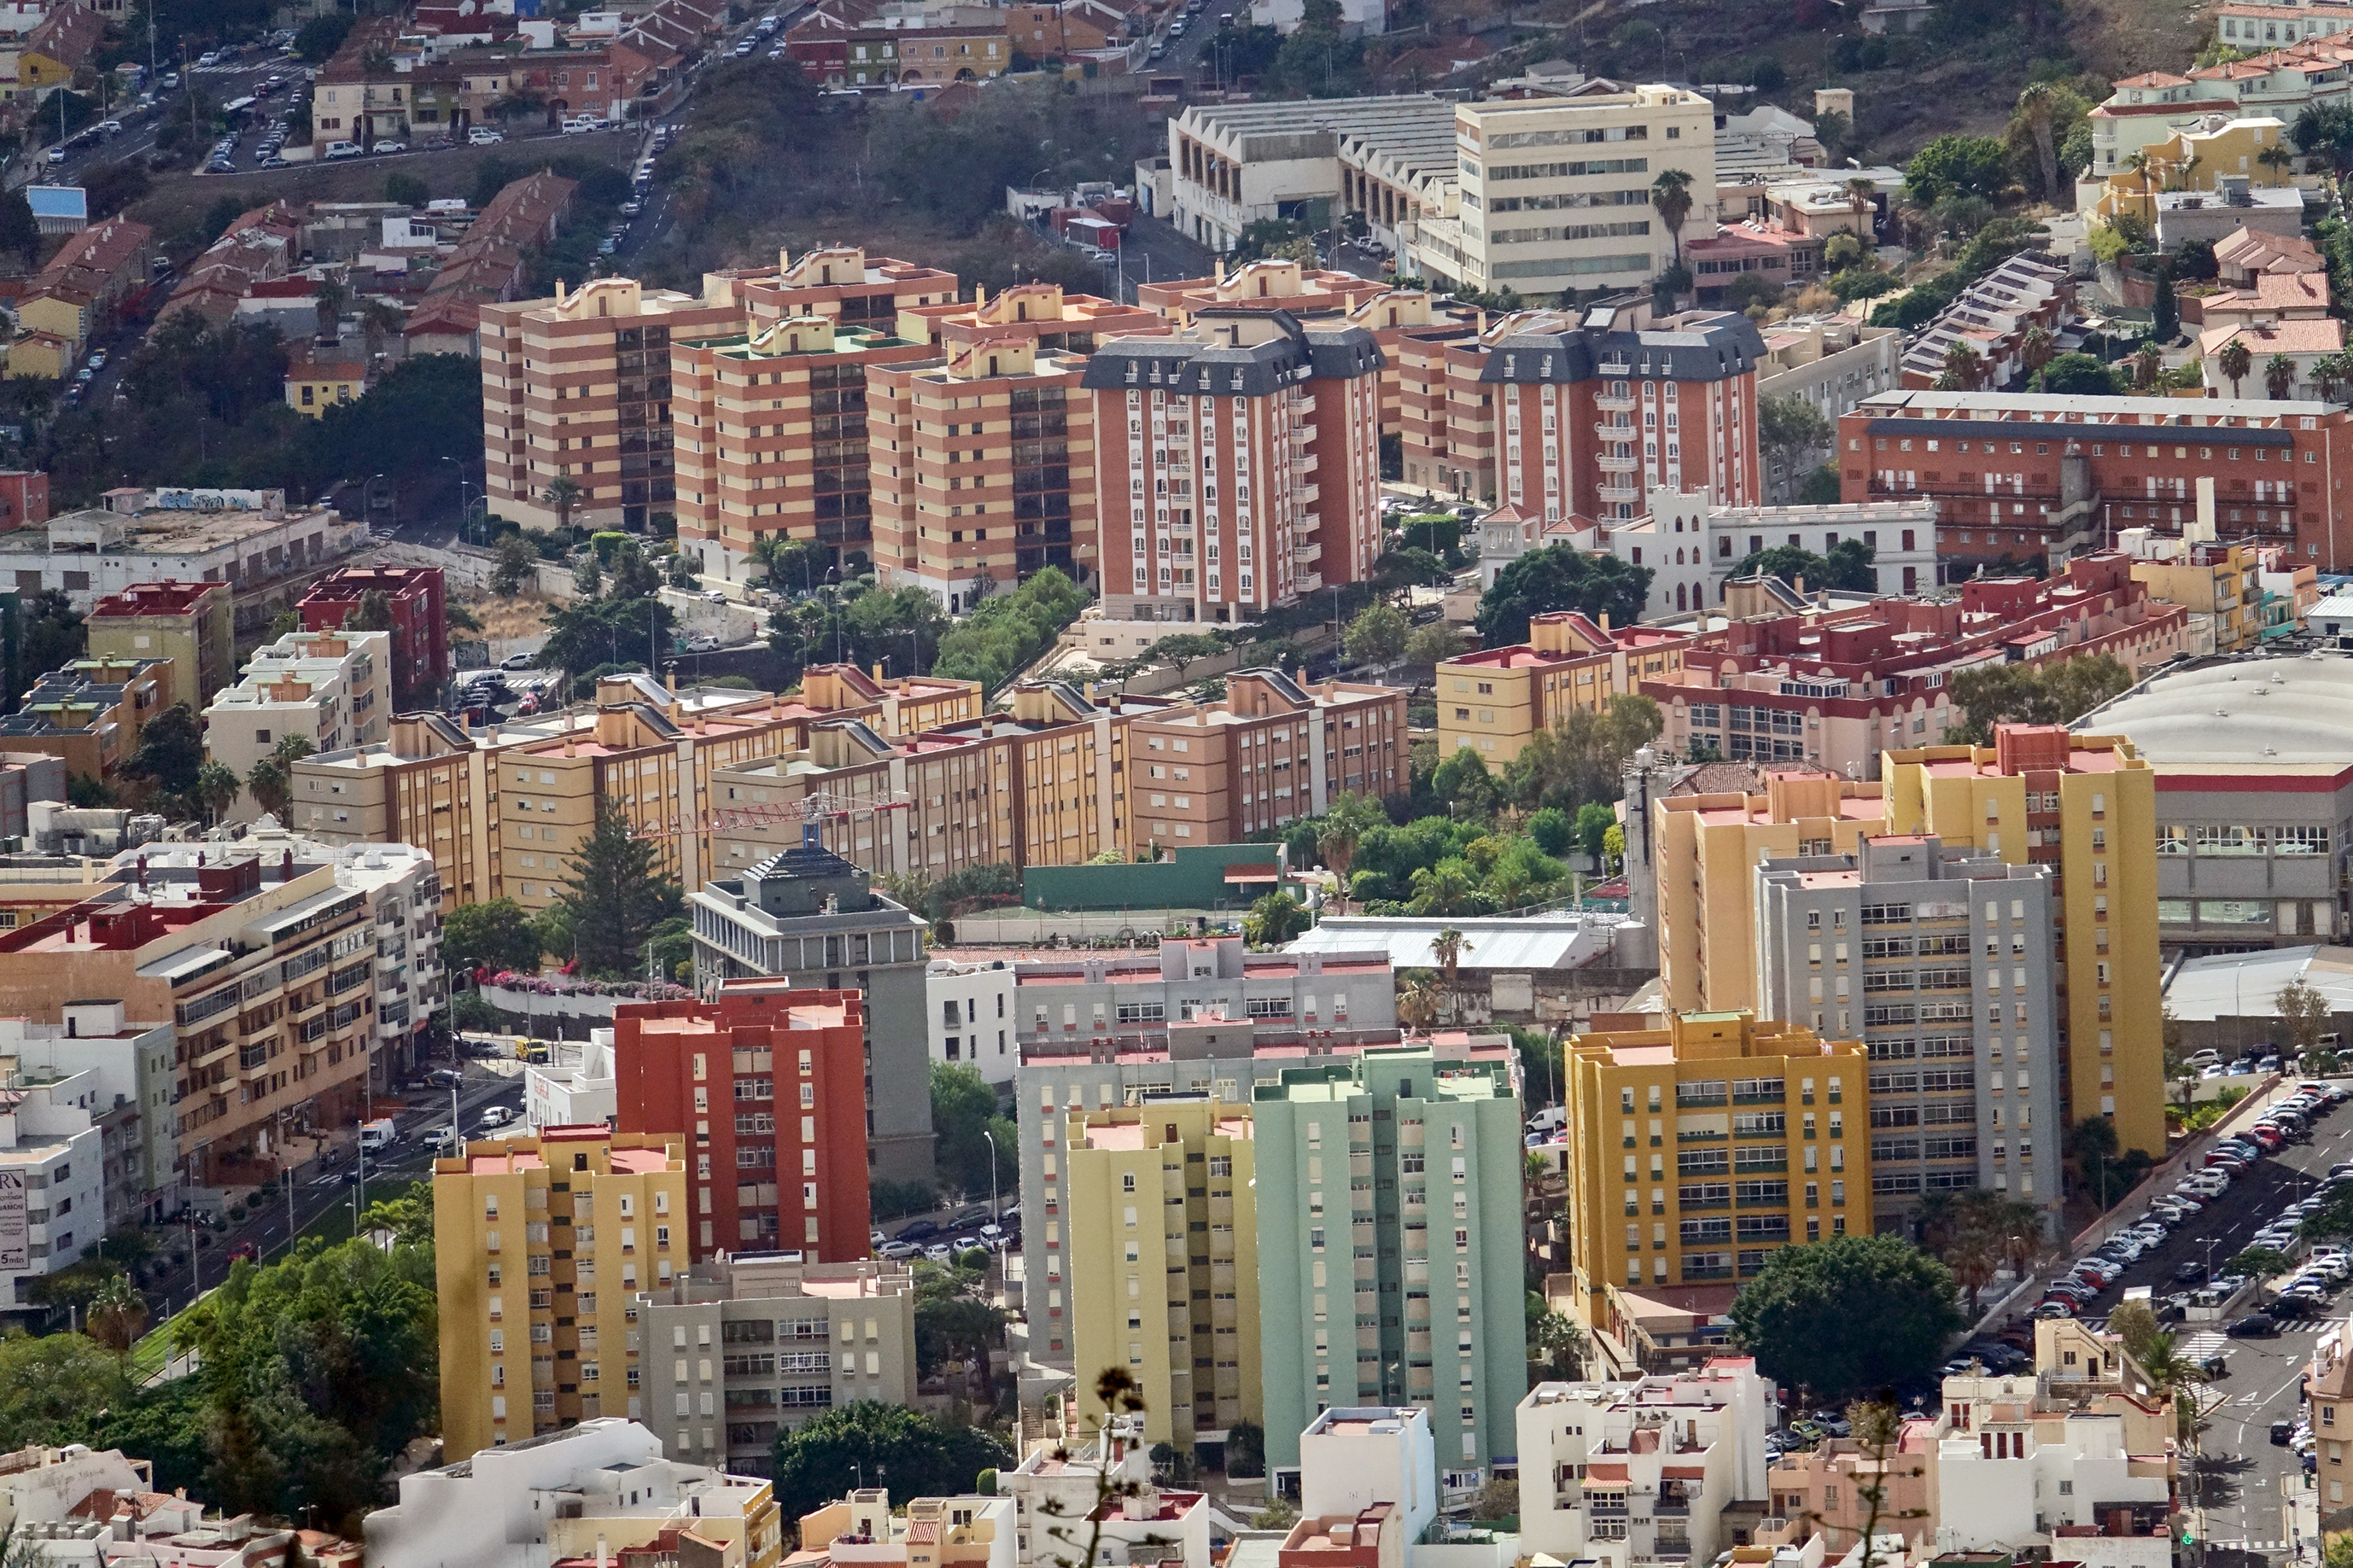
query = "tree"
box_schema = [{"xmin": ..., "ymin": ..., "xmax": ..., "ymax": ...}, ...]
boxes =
[
  {"xmin": 194, "ymin": 761, "xmax": 240, "ymax": 826},
  {"xmin": 1144, "ymin": 632, "xmax": 1228, "ymax": 681},
  {"xmin": 2011, "ymin": 83, "xmax": 2067, "ymax": 207},
  {"xmin": 1726, "ymin": 1233, "xmax": 1966, "ymax": 1399},
  {"xmin": 1433, "ymin": 925, "xmax": 1469, "ymax": 1012},
  {"xmin": 2134, "ymin": 340, "xmax": 2164, "ymax": 389},
  {"xmin": 2153, "ymin": 272, "xmax": 2180, "ymax": 343},
  {"xmin": 441, "ymin": 898, "xmax": 546, "ymax": 976},
  {"xmin": 1905, "ymin": 134, "xmax": 2010, "ymax": 205},
  {"xmin": 117, "ymin": 702, "xmax": 204, "ymax": 799},
  {"xmin": 2031, "ymin": 352, "xmax": 2121, "ymax": 396},
  {"xmin": 1650, "ymin": 168, "xmax": 1694, "ymax": 263},
  {"xmin": 492, "ymin": 534, "xmax": 538, "ymax": 597},
  {"xmin": 550, "ymin": 799, "xmax": 684, "ymax": 976},
  {"xmin": 2228, "ymin": 1245, "xmax": 2294, "ymax": 1285},
  {"xmin": 1759, "ymin": 394, "xmax": 1834, "ymax": 499},
  {"xmin": 0, "ymin": 1332, "xmax": 125, "ymax": 1449},
  {"xmin": 2267, "ymin": 351, "xmax": 2298, "ymax": 399},
  {"xmin": 2258, "ymin": 140, "xmax": 2296, "ymax": 184},
  {"xmin": 2299, "ymin": 1184, "xmax": 2353, "ymax": 1244},
  {"xmin": 345, "ymin": 589, "xmax": 395, "ymax": 634},
  {"xmin": 770, "ymin": 1402, "xmax": 1013, "ymax": 1525},
  {"xmin": 1527, "ymin": 1290, "xmax": 1587, "ymax": 1378},
  {"xmin": 2106, "ymin": 1299, "xmax": 2161, "ymax": 1360},
  {"xmin": 1405, "ymin": 621, "xmax": 1468, "ymax": 666},
  {"xmin": 245, "ymin": 757, "xmax": 290, "ymax": 821},
  {"xmin": 1225, "ymin": 1419, "xmax": 1265, "ymax": 1479},
  {"xmin": 0, "ymin": 189, "xmax": 37, "ymax": 271},
  {"xmin": 1942, "ymin": 654, "xmax": 2132, "ymax": 743},
  {"xmin": 573, "ymin": 551, "xmax": 604, "ymax": 600},
  {"xmin": 1917, "ymin": 1186, "xmax": 2046, "ymax": 1309},
  {"xmin": 2220, "ymin": 335, "xmax": 2254, "ymax": 399},
  {"xmin": 1246, "ymin": 891, "xmax": 1309, "ymax": 947},
  {"xmin": 1940, "ymin": 341, "xmax": 1988, "ymax": 392},
  {"xmin": 1730, "ymin": 542, "xmax": 1877, "ymax": 594},
  {"xmin": 85, "ymin": 1273, "xmax": 147, "ymax": 1359},
  {"xmin": 1342, "ymin": 603, "xmax": 1410, "ymax": 667},
  {"xmin": 2018, "ymin": 323, "xmax": 2055, "ymax": 382},
  {"xmin": 1428, "ymin": 748, "xmax": 1503, "ymax": 824},
  {"xmin": 1475, "ymin": 545, "xmax": 1652, "ymax": 648},
  {"xmin": 542, "ymin": 475, "xmax": 584, "ymax": 533},
  {"xmin": 1313, "ymin": 791, "xmax": 1388, "ymax": 907},
  {"xmin": 931, "ymin": 1061, "xmax": 1015, "ymax": 1203}
]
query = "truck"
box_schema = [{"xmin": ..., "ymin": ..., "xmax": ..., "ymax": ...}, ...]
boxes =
[{"xmin": 359, "ymin": 1118, "xmax": 397, "ymax": 1153}]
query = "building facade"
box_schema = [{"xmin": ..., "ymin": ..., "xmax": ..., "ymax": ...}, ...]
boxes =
[
  {"xmin": 201, "ymin": 628, "xmax": 392, "ymax": 819},
  {"xmin": 297, "ymin": 565, "xmax": 451, "ymax": 712},
  {"xmin": 928, "ymin": 958, "xmax": 1018, "ymax": 1083},
  {"xmin": 432, "ymin": 1128, "xmax": 690, "ymax": 1460},
  {"xmin": 82, "ymin": 581, "xmax": 233, "ymax": 715},
  {"xmin": 1124, "ymin": 669, "xmax": 1409, "ymax": 845},
  {"xmin": 611, "ymin": 984, "xmax": 872, "ymax": 1262}
]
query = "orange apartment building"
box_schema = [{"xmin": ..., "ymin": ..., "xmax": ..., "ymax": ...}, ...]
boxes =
[
  {"xmin": 868, "ymin": 336, "xmax": 1098, "ymax": 613},
  {"xmin": 1434, "ymin": 611, "xmax": 1695, "ymax": 765},
  {"xmin": 669, "ymin": 317, "xmax": 934, "ymax": 588},
  {"xmin": 893, "ymin": 281, "xmax": 1165, "ymax": 358},
  {"xmin": 1083, "ymin": 312, "xmax": 1386, "ymax": 627},
  {"xmin": 0, "ymin": 656, "xmax": 170, "ymax": 782},
  {"xmin": 1399, "ymin": 300, "xmax": 1766, "ymax": 523},
  {"xmin": 1123, "ymin": 667, "xmax": 1409, "ymax": 846},
  {"xmin": 732, "ymin": 247, "xmax": 960, "ymax": 336}
]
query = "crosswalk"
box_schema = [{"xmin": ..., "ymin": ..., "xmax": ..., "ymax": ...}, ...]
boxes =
[
  {"xmin": 2205, "ymin": 1541, "xmax": 2292, "ymax": 1553},
  {"xmin": 2180, "ymin": 1323, "xmax": 2335, "ymax": 1362}
]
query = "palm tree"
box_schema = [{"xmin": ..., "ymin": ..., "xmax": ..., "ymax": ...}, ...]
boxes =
[
  {"xmin": 541, "ymin": 474, "xmax": 584, "ymax": 533},
  {"xmin": 1941, "ymin": 341, "xmax": 1989, "ymax": 391},
  {"xmin": 2134, "ymin": 339, "xmax": 2165, "ymax": 389},
  {"xmin": 2258, "ymin": 140, "xmax": 2297, "ymax": 185},
  {"xmin": 247, "ymin": 758, "xmax": 289, "ymax": 821},
  {"xmin": 1397, "ymin": 972, "xmax": 1440, "ymax": 1035},
  {"xmin": 1315, "ymin": 792, "xmax": 1387, "ymax": 914},
  {"xmin": 1649, "ymin": 168, "xmax": 1695, "ymax": 265},
  {"xmin": 2133, "ymin": 1329, "xmax": 2209, "ymax": 1449},
  {"xmin": 2122, "ymin": 148, "xmax": 2156, "ymax": 222},
  {"xmin": 2017, "ymin": 83, "xmax": 2062, "ymax": 205},
  {"xmin": 1844, "ymin": 176, "xmax": 1877, "ymax": 242},
  {"xmin": 2220, "ymin": 335, "xmax": 2254, "ymax": 399},
  {"xmin": 1432, "ymin": 926, "xmax": 1469, "ymax": 1021},
  {"xmin": 2266, "ymin": 351, "xmax": 2298, "ymax": 399},
  {"xmin": 85, "ymin": 1274, "xmax": 146, "ymax": 1359},
  {"xmin": 2019, "ymin": 323, "xmax": 2055, "ymax": 382},
  {"xmin": 1408, "ymin": 861, "xmax": 1479, "ymax": 916},
  {"xmin": 193, "ymin": 760, "xmax": 240, "ymax": 825}
]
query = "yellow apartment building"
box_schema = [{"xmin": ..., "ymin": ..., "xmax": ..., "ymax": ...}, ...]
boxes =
[
  {"xmin": 1435, "ymin": 613, "xmax": 1692, "ymax": 764},
  {"xmin": 84, "ymin": 581, "xmax": 234, "ymax": 716},
  {"xmin": 1563, "ymin": 1011, "xmax": 1871, "ymax": 1333},
  {"xmin": 2128, "ymin": 539, "xmax": 2264, "ymax": 654},
  {"xmin": 1651, "ymin": 772, "xmax": 1890, "ymax": 1015},
  {"xmin": 433, "ymin": 1128, "xmax": 688, "ymax": 1460},
  {"xmin": 1881, "ymin": 725, "xmax": 2166, "ymax": 1159},
  {"xmin": 1063, "ymin": 1099, "xmax": 1258, "ymax": 1456}
]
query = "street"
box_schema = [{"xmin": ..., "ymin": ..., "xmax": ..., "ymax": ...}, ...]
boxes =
[{"xmin": 2055, "ymin": 1085, "xmax": 2353, "ymax": 1554}]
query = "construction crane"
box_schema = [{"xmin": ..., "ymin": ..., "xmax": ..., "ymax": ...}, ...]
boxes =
[{"xmin": 628, "ymin": 789, "xmax": 913, "ymax": 844}]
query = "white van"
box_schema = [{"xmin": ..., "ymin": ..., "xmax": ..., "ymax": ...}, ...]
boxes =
[
  {"xmin": 324, "ymin": 139, "xmax": 362, "ymax": 159},
  {"xmin": 359, "ymin": 1117, "xmax": 397, "ymax": 1153},
  {"xmin": 1527, "ymin": 1105, "xmax": 1566, "ymax": 1136}
]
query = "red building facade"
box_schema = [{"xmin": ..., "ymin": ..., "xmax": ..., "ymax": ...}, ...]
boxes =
[
  {"xmin": 612, "ymin": 982, "xmax": 871, "ymax": 1263},
  {"xmin": 298, "ymin": 565, "xmax": 450, "ymax": 711}
]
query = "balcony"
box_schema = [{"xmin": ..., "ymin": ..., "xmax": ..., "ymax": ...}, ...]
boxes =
[
  {"xmin": 1293, "ymin": 394, "xmax": 1316, "ymax": 417},
  {"xmin": 1598, "ymin": 449, "xmax": 1640, "ymax": 473},
  {"xmin": 1299, "ymin": 483, "xmax": 1319, "ymax": 504},
  {"xmin": 1596, "ymin": 390, "xmax": 1636, "ymax": 413},
  {"xmin": 1295, "ymin": 541, "xmax": 1322, "ymax": 563},
  {"xmin": 1597, "ymin": 480, "xmax": 1642, "ymax": 504},
  {"xmin": 1594, "ymin": 421, "xmax": 1638, "ymax": 444},
  {"xmin": 1298, "ymin": 571, "xmax": 1323, "ymax": 592}
]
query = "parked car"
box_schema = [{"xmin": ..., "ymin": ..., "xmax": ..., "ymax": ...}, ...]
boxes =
[
  {"xmin": 469, "ymin": 127, "xmax": 506, "ymax": 144},
  {"xmin": 428, "ymin": 1066, "xmax": 464, "ymax": 1088},
  {"xmin": 372, "ymin": 139, "xmax": 406, "ymax": 154},
  {"xmin": 324, "ymin": 140, "xmax": 362, "ymax": 159},
  {"xmin": 2173, "ymin": 1259, "xmax": 2209, "ymax": 1283}
]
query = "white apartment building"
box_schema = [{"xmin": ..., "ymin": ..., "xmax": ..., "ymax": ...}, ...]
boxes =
[
  {"xmin": 1932, "ymin": 1371, "xmax": 2175, "ymax": 1567},
  {"xmin": 929, "ymin": 958, "xmax": 1018, "ymax": 1084},
  {"xmin": 1003, "ymin": 1419, "xmax": 1213, "ymax": 1568},
  {"xmin": 1300, "ymin": 1406, "xmax": 1442, "ymax": 1541},
  {"xmin": 331, "ymin": 837, "xmax": 448, "ymax": 1086},
  {"xmin": 1413, "ymin": 85, "xmax": 1716, "ymax": 300},
  {"xmin": 1516, "ymin": 1361, "xmax": 1777, "ymax": 1568},
  {"xmin": 803, "ymin": 1491, "xmax": 1015, "ymax": 1568},
  {"xmin": 1756, "ymin": 318, "xmax": 1904, "ymax": 499},
  {"xmin": 0, "ymin": 1002, "xmax": 177, "ymax": 1230},
  {"xmin": 365, "ymin": 1419, "xmax": 781, "ymax": 1568},
  {"xmin": 523, "ymin": 1032, "xmax": 617, "ymax": 1134},
  {"xmin": 202, "ymin": 627, "xmax": 392, "ymax": 820},
  {"xmin": 0, "ymin": 493, "xmax": 367, "ymax": 615},
  {"xmin": 0, "ymin": 1071, "xmax": 103, "ymax": 1319}
]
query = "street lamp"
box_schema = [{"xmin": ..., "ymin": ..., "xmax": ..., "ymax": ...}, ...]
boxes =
[{"xmin": 982, "ymin": 1128, "xmax": 1000, "ymax": 1221}]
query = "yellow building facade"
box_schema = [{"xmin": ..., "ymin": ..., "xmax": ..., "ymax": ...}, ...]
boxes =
[
  {"xmin": 1653, "ymin": 772, "xmax": 1889, "ymax": 1015},
  {"xmin": 2129, "ymin": 542, "xmax": 2263, "ymax": 654},
  {"xmin": 433, "ymin": 1128, "xmax": 688, "ymax": 1460},
  {"xmin": 2093, "ymin": 114, "xmax": 2289, "ymax": 224},
  {"xmin": 1062, "ymin": 1099, "xmax": 1258, "ymax": 1456},
  {"xmin": 1564, "ymin": 1011, "xmax": 1871, "ymax": 1330},
  {"xmin": 1882, "ymin": 726, "xmax": 2166, "ymax": 1158},
  {"xmin": 1435, "ymin": 614, "xmax": 1690, "ymax": 765}
]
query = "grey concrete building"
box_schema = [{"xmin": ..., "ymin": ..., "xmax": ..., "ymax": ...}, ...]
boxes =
[
  {"xmin": 628, "ymin": 1254, "xmax": 917, "ymax": 1478},
  {"xmin": 1754, "ymin": 835, "xmax": 2065, "ymax": 1236},
  {"xmin": 690, "ymin": 841, "xmax": 935, "ymax": 1185},
  {"xmin": 2076, "ymin": 654, "xmax": 2353, "ymax": 953}
]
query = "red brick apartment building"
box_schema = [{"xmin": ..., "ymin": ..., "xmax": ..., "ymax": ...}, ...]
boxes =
[
  {"xmin": 612, "ymin": 982, "xmax": 871, "ymax": 1263},
  {"xmin": 299, "ymin": 565, "xmax": 449, "ymax": 711},
  {"xmin": 1836, "ymin": 388, "xmax": 2353, "ymax": 575}
]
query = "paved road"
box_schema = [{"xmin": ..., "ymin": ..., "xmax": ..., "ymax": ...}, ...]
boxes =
[{"xmin": 2055, "ymin": 1085, "xmax": 2353, "ymax": 1553}]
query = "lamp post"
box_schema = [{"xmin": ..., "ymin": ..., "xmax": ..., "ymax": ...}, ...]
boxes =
[{"xmin": 982, "ymin": 1128, "xmax": 1000, "ymax": 1221}]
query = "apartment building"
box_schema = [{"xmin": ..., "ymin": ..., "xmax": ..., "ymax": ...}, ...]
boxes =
[
  {"xmin": 1756, "ymin": 319, "xmax": 1902, "ymax": 499},
  {"xmin": 670, "ymin": 316, "xmax": 932, "ymax": 585},
  {"xmin": 1400, "ymin": 303, "xmax": 1766, "ymax": 523},
  {"xmin": 1410, "ymin": 86, "xmax": 1715, "ymax": 300},
  {"xmin": 0, "ymin": 1062, "xmax": 103, "ymax": 1320},
  {"xmin": 1560, "ymin": 493, "xmax": 1939, "ymax": 618},
  {"xmin": 1880, "ymin": 725, "xmax": 2165, "ymax": 1160},
  {"xmin": 2071, "ymin": 652, "xmax": 2353, "ymax": 950},
  {"xmin": 687, "ymin": 842, "xmax": 933, "ymax": 1185},
  {"xmin": 9, "ymin": 218, "xmax": 153, "ymax": 380},
  {"xmin": 1755, "ymin": 836, "xmax": 2066, "ymax": 1232},
  {"xmin": 1084, "ymin": 314, "xmax": 1385, "ymax": 626},
  {"xmin": 482, "ymin": 276, "xmax": 746, "ymax": 533},
  {"xmin": 1165, "ymin": 96, "xmax": 1456, "ymax": 254},
  {"xmin": 0, "ymin": 657, "xmax": 166, "ymax": 783},
  {"xmin": 297, "ymin": 565, "xmax": 450, "ymax": 712},
  {"xmin": 432, "ymin": 1128, "xmax": 689, "ymax": 1459},
  {"xmin": 1251, "ymin": 1046, "xmax": 1526, "ymax": 1485},
  {"xmin": 929, "ymin": 958, "xmax": 1018, "ymax": 1083},
  {"xmin": 1761, "ymin": 1420, "xmax": 1938, "ymax": 1556},
  {"xmin": 1896, "ymin": 253, "xmax": 2073, "ymax": 392},
  {"xmin": 82, "ymin": 581, "xmax": 232, "ymax": 715},
  {"xmin": 733, "ymin": 248, "xmax": 962, "ymax": 336},
  {"xmin": 291, "ymin": 675, "xmax": 811, "ymax": 912},
  {"xmin": 797, "ymin": 1491, "xmax": 1013, "ymax": 1568},
  {"xmin": 1834, "ymin": 388, "xmax": 2353, "ymax": 574},
  {"xmin": 869, "ymin": 335, "xmax": 1099, "ymax": 612},
  {"xmin": 630, "ymin": 1253, "xmax": 916, "ymax": 1475},
  {"xmin": 1563, "ymin": 1012, "xmax": 1871, "ymax": 1330},
  {"xmin": 611, "ymin": 984, "xmax": 870, "ymax": 1262},
  {"xmin": 1516, "ymin": 1361, "xmax": 1776, "ymax": 1568},
  {"xmin": 1124, "ymin": 668, "xmax": 1408, "ymax": 846},
  {"xmin": 1064, "ymin": 1097, "xmax": 1259, "ymax": 1457},
  {"xmin": 2122, "ymin": 532, "xmax": 2267, "ymax": 654},
  {"xmin": 0, "ymin": 1002, "xmax": 178, "ymax": 1228},
  {"xmin": 1002, "ymin": 1419, "xmax": 1216, "ymax": 1568},
  {"xmin": 914, "ymin": 680, "xmax": 1138, "ymax": 868},
  {"xmin": 202, "ymin": 629, "xmax": 390, "ymax": 819},
  {"xmin": 899, "ymin": 280, "xmax": 1165, "ymax": 357},
  {"xmin": 0, "ymin": 849, "xmax": 384, "ymax": 1183},
  {"xmin": 1635, "ymin": 552, "xmax": 2192, "ymax": 778},
  {"xmin": 1435, "ymin": 612, "xmax": 1693, "ymax": 765},
  {"xmin": 1014, "ymin": 936, "xmax": 1396, "ymax": 1056},
  {"xmin": 368, "ymin": 1418, "xmax": 781, "ymax": 1568}
]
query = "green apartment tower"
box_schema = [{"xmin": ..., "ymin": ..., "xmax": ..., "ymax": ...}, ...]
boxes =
[{"xmin": 1252, "ymin": 1046, "xmax": 1527, "ymax": 1488}]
